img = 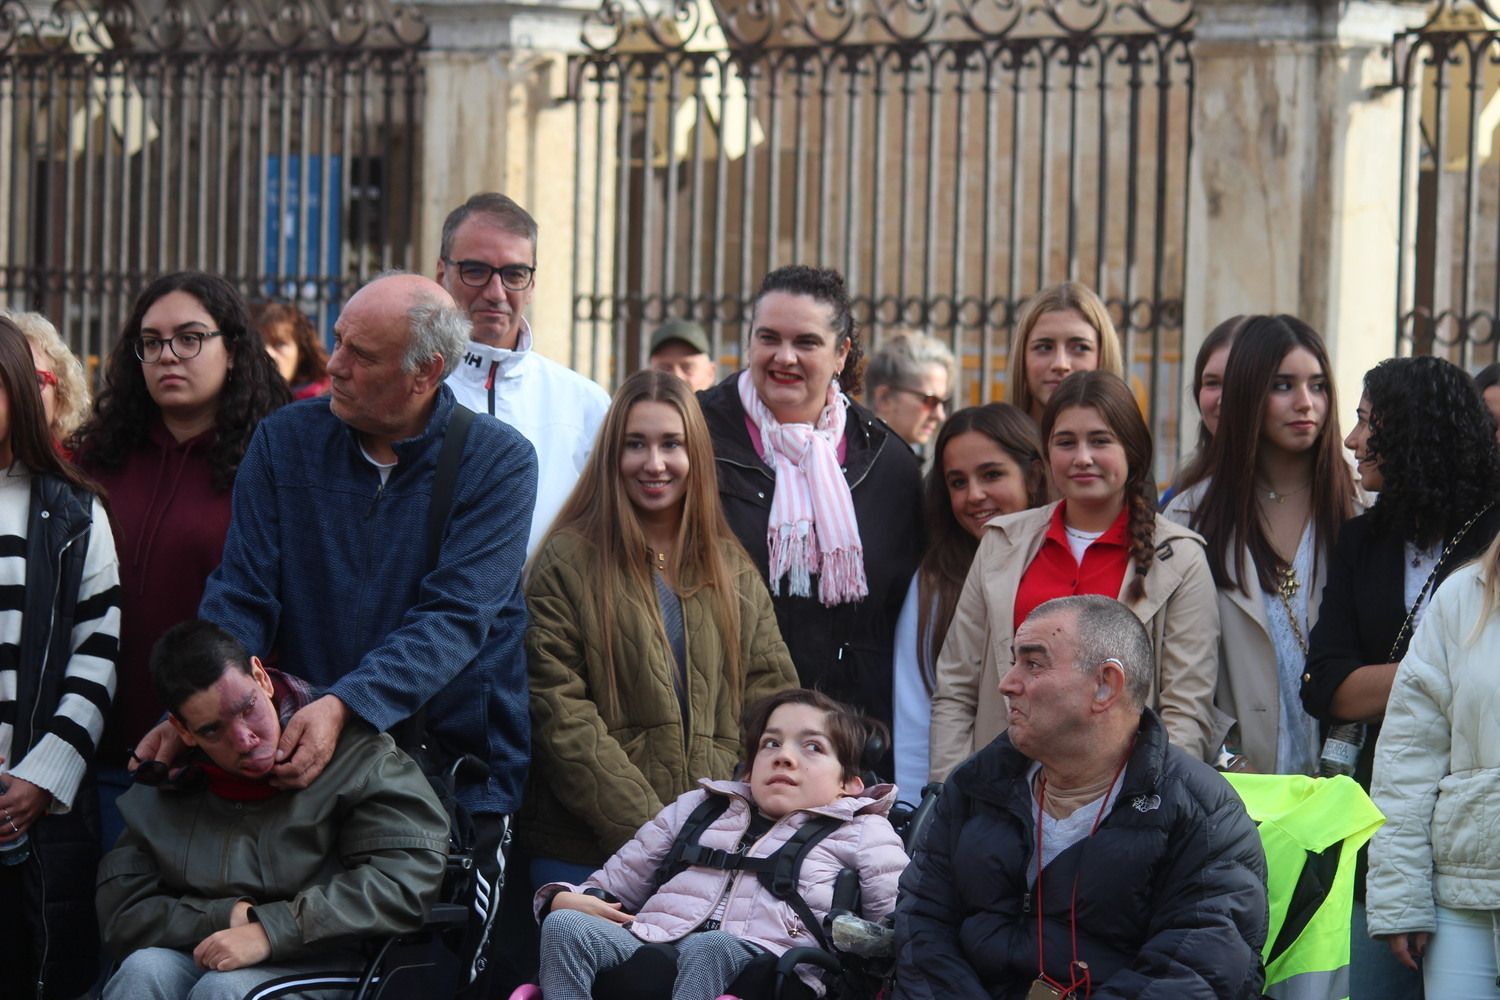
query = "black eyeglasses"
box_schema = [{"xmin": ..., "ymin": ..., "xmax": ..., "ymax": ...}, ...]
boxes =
[
  {"xmin": 134, "ymin": 331, "xmax": 222, "ymax": 364},
  {"xmin": 894, "ymin": 386, "xmax": 950, "ymax": 411},
  {"xmin": 443, "ymin": 258, "xmax": 536, "ymax": 292},
  {"xmin": 129, "ymin": 750, "xmax": 208, "ymax": 792}
]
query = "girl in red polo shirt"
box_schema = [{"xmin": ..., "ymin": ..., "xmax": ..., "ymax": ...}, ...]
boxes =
[{"xmin": 929, "ymin": 371, "xmax": 1220, "ymax": 781}]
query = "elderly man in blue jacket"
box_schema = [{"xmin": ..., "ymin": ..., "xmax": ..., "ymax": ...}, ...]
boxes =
[{"xmin": 131, "ymin": 272, "xmax": 537, "ymax": 999}]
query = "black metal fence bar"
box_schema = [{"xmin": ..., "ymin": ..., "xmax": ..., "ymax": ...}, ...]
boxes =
[
  {"xmin": 0, "ymin": 1, "xmax": 427, "ymax": 374},
  {"xmin": 567, "ymin": 0, "xmax": 1195, "ymax": 472},
  {"xmin": 1394, "ymin": 3, "xmax": 1500, "ymax": 364}
]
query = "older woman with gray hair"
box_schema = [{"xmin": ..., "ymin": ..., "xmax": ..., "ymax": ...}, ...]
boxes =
[
  {"xmin": 3, "ymin": 310, "xmax": 91, "ymax": 448},
  {"xmin": 865, "ymin": 328, "xmax": 955, "ymax": 449}
]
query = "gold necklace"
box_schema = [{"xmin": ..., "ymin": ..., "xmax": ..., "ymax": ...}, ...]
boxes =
[
  {"xmin": 1275, "ymin": 564, "xmax": 1308, "ymax": 656},
  {"xmin": 1260, "ymin": 480, "xmax": 1311, "ymax": 504}
]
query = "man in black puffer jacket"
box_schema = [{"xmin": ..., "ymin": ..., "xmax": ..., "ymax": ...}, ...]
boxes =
[{"xmin": 894, "ymin": 595, "xmax": 1267, "ymax": 999}]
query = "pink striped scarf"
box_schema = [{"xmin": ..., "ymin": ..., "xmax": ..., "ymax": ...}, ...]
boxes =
[{"xmin": 738, "ymin": 370, "xmax": 868, "ymax": 606}]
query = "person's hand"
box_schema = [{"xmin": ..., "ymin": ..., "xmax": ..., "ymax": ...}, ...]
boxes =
[
  {"xmin": 1384, "ymin": 931, "xmax": 1430, "ymax": 972},
  {"xmin": 229, "ymin": 900, "xmax": 253, "ymax": 928},
  {"xmin": 132, "ymin": 721, "xmax": 184, "ymax": 771},
  {"xmin": 271, "ymin": 696, "xmax": 349, "ymax": 789},
  {"xmin": 549, "ymin": 891, "xmax": 633, "ymax": 925},
  {"xmin": 0, "ymin": 773, "xmax": 51, "ymax": 843},
  {"xmin": 194, "ymin": 923, "xmax": 272, "ymax": 971}
]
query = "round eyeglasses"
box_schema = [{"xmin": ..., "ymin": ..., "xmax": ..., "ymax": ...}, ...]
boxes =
[
  {"xmin": 444, "ymin": 258, "xmax": 536, "ymax": 292},
  {"xmin": 134, "ymin": 331, "xmax": 222, "ymax": 364}
]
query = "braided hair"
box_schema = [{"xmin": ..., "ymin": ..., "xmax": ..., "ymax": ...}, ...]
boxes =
[{"xmin": 1040, "ymin": 370, "xmax": 1156, "ymax": 603}]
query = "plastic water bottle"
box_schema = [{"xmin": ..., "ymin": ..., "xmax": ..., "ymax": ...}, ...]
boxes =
[
  {"xmin": 0, "ymin": 779, "xmax": 29, "ymax": 866},
  {"xmin": 0, "ymin": 830, "xmax": 29, "ymax": 866},
  {"xmin": 1318, "ymin": 723, "xmax": 1365, "ymax": 778}
]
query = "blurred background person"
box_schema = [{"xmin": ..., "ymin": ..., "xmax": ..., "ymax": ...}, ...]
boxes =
[
  {"xmin": 864, "ymin": 328, "xmax": 955, "ymax": 458},
  {"xmin": 1005, "ymin": 282, "xmax": 1124, "ymax": 427},
  {"xmin": 0, "ymin": 317, "xmax": 120, "ymax": 1000},
  {"xmin": 1160, "ymin": 315, "xmax": 1244, "ymax": 507},
  {"xmin": 71, "ymin": 272, "xmax": 290, "ymax": 848},
  {"xmin": 1166, "ymin": 315, "xmax": 1358, "ymax": 775},
  {"xmin": 523, "ymin": 369, "xmax": 796, "ymax": 885},
  {"xmin": 699, "ymin": 265, "xmax": 922, "ymax": 773},
  {"xmin": 929, "ymin": 370, "xmax": 1220, "ymax": 781},
  {"xmin": 252, "ymin": 300, "xmax": 330, "ymax": 399},
  {"xmin": 1303, "ymin": 353, "xmax": 1500, "ymax": 1000},
  {"xmin": 647, "ymin": 318, "xmax": 718, "ymax": 392},
  {"xmin": 892, "ymin": 403, "xmax": 1045, "ymax": 800},
  {"xmin": 2, "ymin": 310, "xmax": 92, "ymax": 453}
]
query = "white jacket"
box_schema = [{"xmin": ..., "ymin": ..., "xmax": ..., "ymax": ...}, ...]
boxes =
[
  {"xmin": 445, "ymin": 319, "xmax": 611, "ymax": 555},
  {"xmin": 1367, "ymin": 560, "xmax": 1500, "ymax": 934}
]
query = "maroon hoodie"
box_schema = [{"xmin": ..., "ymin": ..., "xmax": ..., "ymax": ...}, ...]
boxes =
[{"xmin": 83, "ymin": 419, "xmax": 232, "ymax": 766}]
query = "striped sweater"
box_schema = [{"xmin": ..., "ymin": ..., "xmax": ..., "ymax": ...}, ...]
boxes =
[{"xmin": 0, "ymin": 467, "xmax": 120, "ymax": 810}]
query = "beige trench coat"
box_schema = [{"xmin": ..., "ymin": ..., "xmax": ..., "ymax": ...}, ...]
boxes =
[{"xmin": 928, "ymin": 501, "xmax": 1222, "ymax": 781}]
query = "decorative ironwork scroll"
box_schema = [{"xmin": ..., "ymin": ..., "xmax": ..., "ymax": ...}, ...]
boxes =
[{"xmin": 0, "ymin": 0, "xmax": 429, "ymax": 56}]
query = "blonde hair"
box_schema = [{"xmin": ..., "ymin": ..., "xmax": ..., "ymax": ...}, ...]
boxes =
[
  {"xmin": 541, "ymin": 369, "xmax": 746, "ymax": 716},
  {"xmin": 1472, "ymin": 530, "xmax": 1500, "ymax": 644},
  {"xmin": 1005, "ymin": 282, "xmax": 1123, "ymax": 420},
  {"xmin": 3, "ymin": 310, "xmax": 91, "ymax": 442}
]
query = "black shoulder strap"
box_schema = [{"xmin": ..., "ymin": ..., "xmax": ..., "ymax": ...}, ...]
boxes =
[
  {"xmin": 668, "ymin": 804, "xmax": 844, "ymax": 952},
  {"xmin": 398, "ymin": 404, "xmax": 477, "ymax": 757},
  {"xmin": 658, "ymin": 796, "xmax": 733, "ymax": 886},
  {"xmin": 426, "ymin": 403, "xmax": 477, "ymax": 574}
]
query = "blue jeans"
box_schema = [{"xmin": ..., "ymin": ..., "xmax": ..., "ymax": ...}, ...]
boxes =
[
  {"xmin": 1353, "ymin": 900, "xmax": 1425, "ymax": 1000},
  {"xmin": 102, "ymin": 946, "xmax": 363, "ymax": 1000}
]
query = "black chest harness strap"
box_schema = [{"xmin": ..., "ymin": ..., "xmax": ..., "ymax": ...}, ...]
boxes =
[{"xmin": 658, "ymin": 796, "xmax": 844, "ymax": 952}]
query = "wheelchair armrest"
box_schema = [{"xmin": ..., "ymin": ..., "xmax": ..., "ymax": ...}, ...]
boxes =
[
  {"xmin": 775, "ymin": 946, "xmax": 844, "ymax": 980},
  {"xmin": 426, "ymin": 902, "xmax": 469, "ymax": 928}
]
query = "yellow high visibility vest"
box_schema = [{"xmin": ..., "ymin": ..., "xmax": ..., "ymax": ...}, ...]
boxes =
[{"xmin": 1224, "ymin": 773, "xmax": 1384, "ymax": 1000}]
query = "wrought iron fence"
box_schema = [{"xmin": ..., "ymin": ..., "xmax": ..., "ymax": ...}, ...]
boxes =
[
  {"xmin": 568, "ymin": 0, "xmax": 1196, "ymax": 466},
  {"xmin": 1394, "ymin": 0, "xmax": 1500, "ymax": 367},
  {"xmin": 0, "ymin": 0, "xmax": 427, "ymax": 373}
]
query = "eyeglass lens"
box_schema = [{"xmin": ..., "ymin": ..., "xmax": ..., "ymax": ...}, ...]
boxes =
[
  {"xmin": 455, "ymin": 260, "xmax": 534, "ymax": 291},
  {"xmin": 136, "ymin": 332, "xmax": 211, "ymax": 363}
]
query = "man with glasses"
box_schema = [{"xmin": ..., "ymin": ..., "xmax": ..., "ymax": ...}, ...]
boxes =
[{"xmin": 437, "ymin": 192, "xmax": 610, "ymax": 554}]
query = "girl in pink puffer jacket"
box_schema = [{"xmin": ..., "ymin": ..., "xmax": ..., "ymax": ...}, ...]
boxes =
[{"xmin": 533, "ymin": 689, "xmax": 909, "ymax": 999}]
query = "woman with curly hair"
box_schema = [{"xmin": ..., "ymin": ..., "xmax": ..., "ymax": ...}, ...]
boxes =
[
  {"xmin": 1301, "ymin": 354, "xmax": 1500, "ymax": 1000},
  {"xmin": 929, "ymin": 371, "xmax": 1221, "ymax": 781},
  {"xmin": 70, "ymin": 272, "xmax": 290, "ymax": 846},
  {"xmin": 251, "ymin": 300, "xmax": 330, "ymax": 399},
  {"xmin": 3, "ymin": 310, "xmax": 91, "ymax": 448},
  {"xmin": 698, "ymin": 265, "xmax": 923, "ymax": 773},
  {"xmin": 1164, "ymin": 315, "xmax": 1360, "ymax": 776},
  {"xmin": 891, "ymin": 404, "xmax": 1046, "ymax": 799}
]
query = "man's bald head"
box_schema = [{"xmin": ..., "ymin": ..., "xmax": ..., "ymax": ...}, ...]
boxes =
[{"xmin": 342, "ymin": 272, "xmax": 469, "ymax": 378}]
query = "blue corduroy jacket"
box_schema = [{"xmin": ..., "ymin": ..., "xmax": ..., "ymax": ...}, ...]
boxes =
[{"xmin": 200, "ymin": 386, "xmax": 538, "ymax": 814}]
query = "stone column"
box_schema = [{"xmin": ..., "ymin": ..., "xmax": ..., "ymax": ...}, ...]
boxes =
[
  {"xmin": 417, "ymin": 0, "xmax": 604, "ymax": 377},
  {"xmin": 1183, "ymin": 0, "xmax": 1430, "ymax": 439}
]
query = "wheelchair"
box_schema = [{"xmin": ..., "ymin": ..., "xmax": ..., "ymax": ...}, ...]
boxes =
[{"xmin": 507, "ymin": 775, "xmax": 942, "ymax": 1000}]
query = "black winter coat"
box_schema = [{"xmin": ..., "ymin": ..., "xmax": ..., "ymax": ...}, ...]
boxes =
[
  {"xmin": 698, "ymin": 376, "xmax": 923, "ymax": 768},
  {"xmin": 893, "ymin": 710, "xmax": 1268, "ymax": 999}
]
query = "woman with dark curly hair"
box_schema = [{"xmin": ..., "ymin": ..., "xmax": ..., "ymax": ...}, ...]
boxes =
[
  {"xmin": 70, "ymin": 271, "xmax": 290, "ymax": 847},
  {"xmin": 929, "ymin": 371, "xmax": 1221, "ymax": 781},
  {"xmin": 1300, "ymin": 353, "xmax": 1500, "ymax": 1000},
  {"xmin": 698, "ymin": 265, "xmax": 923, "ymax": 774},
  {"xmin": 1164, "ymin": 316, "xmax": 1360, "ymax": 776},
  {"xmin": 251, "ymin": 300, "xmax": 330, "ymax": 399}
]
